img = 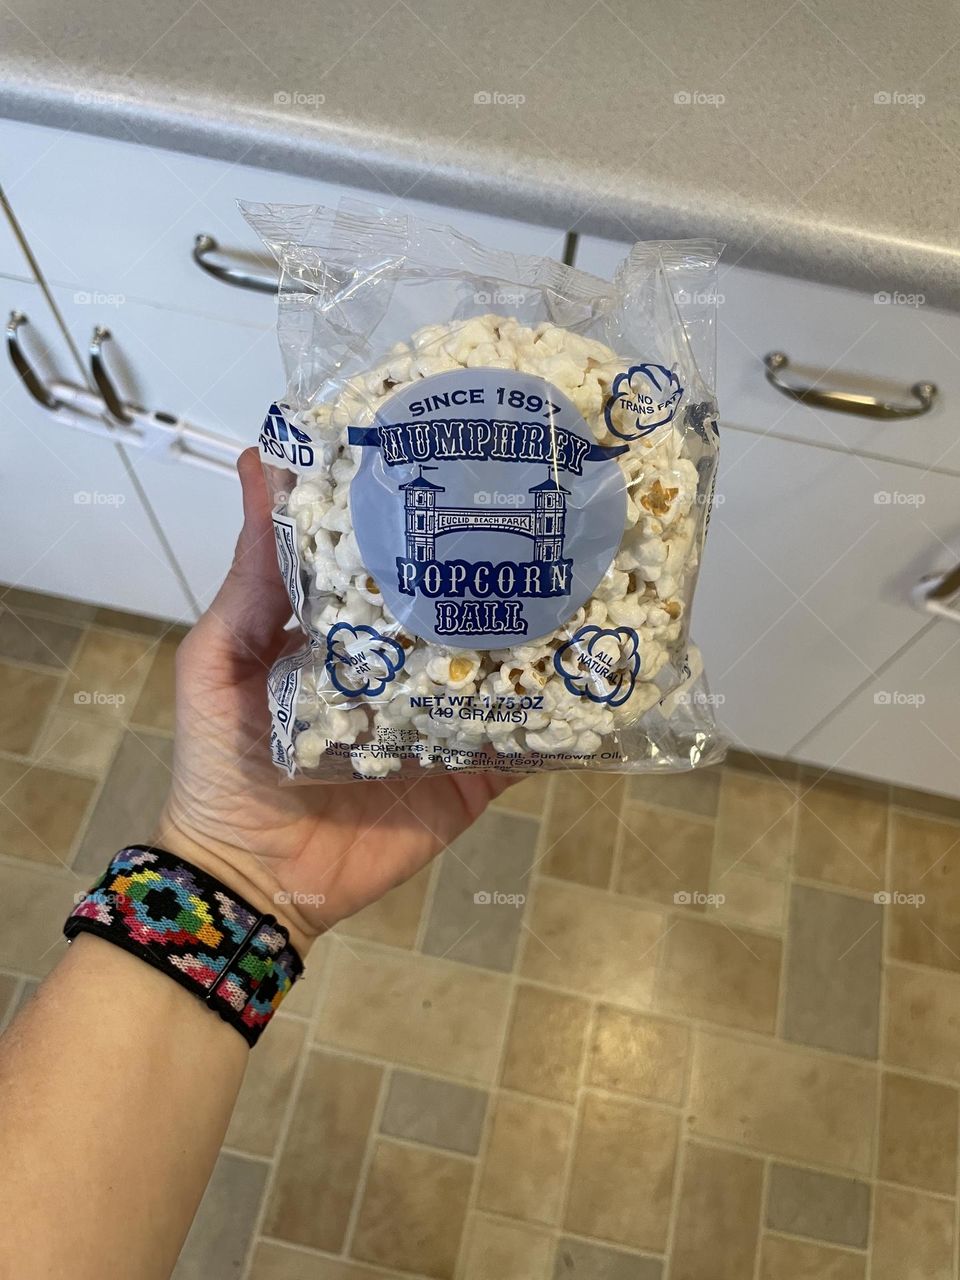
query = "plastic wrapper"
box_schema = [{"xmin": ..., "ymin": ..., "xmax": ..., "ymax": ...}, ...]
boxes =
[{"xmin": 241, "ymin": 200, "xmax": 727, "ymax": 781}]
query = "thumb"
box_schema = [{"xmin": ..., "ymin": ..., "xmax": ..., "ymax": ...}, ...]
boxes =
[{"xmin": 200, "ymin": 448, "xmax": 293, "ymax": 660}]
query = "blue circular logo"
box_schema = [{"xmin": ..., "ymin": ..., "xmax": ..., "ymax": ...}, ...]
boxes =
[
  {"xmin": 349, "ymin": 369, "xmax": 627, "ymax": 649},
  {"xmin": 604, "ymin": 364, "xmax": 684, "ymax": 440}
]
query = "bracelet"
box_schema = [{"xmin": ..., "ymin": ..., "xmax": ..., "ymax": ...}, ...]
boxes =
[{"xmin": 63, "ymin": 845, "xmax": 304, "ymax": 1047}]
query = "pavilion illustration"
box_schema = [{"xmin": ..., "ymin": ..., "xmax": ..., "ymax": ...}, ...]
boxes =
[{"xmin": 399, "ymin": 466, "xmax": 569, "ymax": 564}]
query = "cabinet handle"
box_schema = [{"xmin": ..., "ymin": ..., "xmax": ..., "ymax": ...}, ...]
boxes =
[
  {"xmin": 89, "ymin": 325, "xmax": 137, "ymax": 424},
  {"xmin": 6, "ymin": 310, "xmax": 63, "ymax": 410},
  {"xmin": 914, "ymin": 562, "xmax": 960, "ymax": 625},
  {"xmin": 763, "ymin": 352, "xmax": 937, "ymax": 420},
  {"xmin": 193, "ymin": 233, "xmax": 281, "ymax": 294}
]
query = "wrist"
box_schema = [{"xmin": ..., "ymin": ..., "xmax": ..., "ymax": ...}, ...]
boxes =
[{"xmin": 152, "ymin": 812, "xmax": 318, "ymax": 960}]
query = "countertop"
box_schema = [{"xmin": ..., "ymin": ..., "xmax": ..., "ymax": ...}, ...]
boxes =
[{"xmin": 1, "ymin": 0, "xmax": 958, "ymax": 305}]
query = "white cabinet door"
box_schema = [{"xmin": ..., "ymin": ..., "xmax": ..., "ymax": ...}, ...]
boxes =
[
  {"xmin": 798, "ymin": 620, "xmax": 960, "ymax": 798},
  {"xmin": 0, "ymin": 280, "xmax": 196, "ymax": 620},
  {"xmin": 575, "ymin": 235, "xmax": 960, "ymax": 475},
  {"xmin": 51, "ymin": 288, "xmax": 273, "ymax": 609},
  {"xmin": 694, "ymin": 427, "xmax": 960, "ymax": 757},
  {"xmin": 0, "ymin": 202, "xmax": 32, "ymax": 282},
  {"xmin": 1, "ymin": 119, "xmax": 570, "ymax": 327}
]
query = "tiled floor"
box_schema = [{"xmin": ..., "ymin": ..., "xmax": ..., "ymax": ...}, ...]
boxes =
[{"xmin": 1, "ymin": 584, "xmax": 960, "ymax": 1278}]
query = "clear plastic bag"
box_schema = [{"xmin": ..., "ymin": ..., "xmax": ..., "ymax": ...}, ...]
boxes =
[{"xmin": 242, "ymin": 199, "xmax": 726, "ymax": 781}]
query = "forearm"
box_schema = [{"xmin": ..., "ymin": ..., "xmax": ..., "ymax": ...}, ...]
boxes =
[{"xmin": 0, "ymin": 934, "xmax": 248, "ymax": 1280}]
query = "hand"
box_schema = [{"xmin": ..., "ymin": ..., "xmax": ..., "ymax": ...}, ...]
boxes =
[{"xmin": 156, "ymin": 449, "xmax": 514, "ymax": 956}]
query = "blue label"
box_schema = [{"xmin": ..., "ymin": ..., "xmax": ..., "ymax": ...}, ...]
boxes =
[{"xmin": 349, "ymin": 370, "xmax": 627, "ymax": 648}]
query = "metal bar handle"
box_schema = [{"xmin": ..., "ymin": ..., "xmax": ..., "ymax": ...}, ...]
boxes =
[
  {"xmin": 6, "ymin": 311, "xmax": 62, "ymax": 410},
  {"xmin": 193, "ymin": 233, "xmax": 280, "ymax": 294},
  {"xmin": 763, "ymin": 351, "xmax": 937, "ymax": 420},
  {"xmin": 913, "ymin": 563, "xmax": 960, "ymax": 625}
]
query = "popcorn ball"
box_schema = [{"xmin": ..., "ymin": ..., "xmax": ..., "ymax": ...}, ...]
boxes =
[{"xmin": 244, "ymin": 201, "xmax": 725, "ymax": 781}]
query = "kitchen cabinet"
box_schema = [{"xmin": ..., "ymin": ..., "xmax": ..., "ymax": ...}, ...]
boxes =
[{"xmin": 0, "ymin": 281, "xmax": 195, "ymax": 619}]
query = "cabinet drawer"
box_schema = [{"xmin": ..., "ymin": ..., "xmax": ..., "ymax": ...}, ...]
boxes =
[
  {"xmin": 693, "ymin": 427, "xmax": 960, "ymax": 757},
  {"xmin": 799, "ymin": 621, "xmax": 960, "ymax": 799},
  {"xmin": 0, "ymin": 280, "xmax": 195, "ymax": 621},
  {"xmin": 1, "ymin": 119, "xmax": 569, "ymax": 328},
  {"xmin": 575, "ymin": 236, "xmax": 960, "ymax": 475}
]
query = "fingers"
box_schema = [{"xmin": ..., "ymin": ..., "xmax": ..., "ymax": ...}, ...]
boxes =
[{"xmin": 197, "ymin": 448, "xmax": 293, "ymax": 661}]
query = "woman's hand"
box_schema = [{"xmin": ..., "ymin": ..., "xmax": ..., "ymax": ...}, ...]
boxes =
[{"xmin": 156, "ymin": 449, "xmax": 513, "ymax": 955}]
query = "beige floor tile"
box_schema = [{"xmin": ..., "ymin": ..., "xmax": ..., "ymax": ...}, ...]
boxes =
[
  {"xmin": 782, "ymin": 885, "xmax": 882, "ymax": 1059},
  {"xmin": 337, "ymin": 864, "xmax": 431, "ymax": 949},
  {"xmin": 586, "ymin": 1005, "xmax": 689, "ymax": 1106},
  {"xmin": 492, "ymin": 773, "xmax": 551, "ymax": 817},
  {"xmin": 878, "ymin": 1071, "xmax": 959, "ymax": 1195},
  {"xmin": 714, "ymin": 770, "xmax": 796, "ymax": 878},
  {"xmin": 884, "ymin": 963, "xmax": 960, "ymax": 1082},
  {"xmin": 130, "ymin": 632, "xmax": 183, "ymax": 732},
  {"xmin": 421, "ymin": 811, "xmax": 534, "ymax": 971},
  {"xmin": 521, "ymin": 880, "xmax": 664, "ymax": 1007},
  {"xmin": 891, "ymin": 786, "xmax": 960, "ymax": 823},
  {"xmin": 0, "ymin": 609, "xmax": 84, "ymax": 670},
  {"xmin": 0, "ymin": 661, "xmax": 61, "ymax": 755},
  {"xmin": 73, "ymin": 731, "xmax": 174, "ymax": 874},
  {"xmin": 670, "ymin": 1141, "xmax": 763, "ymax": 1280},
  {"xmin": 351, "ymin": 1139, "xmax": 473, "ymax": 1279},
  {"xmin": 655, "ymin": 916, "xmax": 781, "ymax": 1034},
  {"xmin": 794, "ymin": 775, "xmax": 886, "ymax": 893},
  {"xmin": 616, "ymin": 803, "xmax": 715, "ymax": 910},
  {"xmin": 0, "ymin": 972, "xmax": 20, "ymax": 1025},
  {"xmin": 0, "ymin": 862, "xmax": 77, "ymax": 974},
  {"xmin": 93, "ymin": 605, "xmax": 173, "ymax": 636},
  {"xmin": 264, "ymin": 1049, "xmax": 381, "ymax": 1252},
  {"xmin": 870, "ymin": 1185, "xmax": 955, "ymax": 1280},
  {"xmin": 461, "ymin": 1214, "xmax": 553, "ymax": 1280},
  {"xmin": 553, "ymin": 1238, "xmax": 663, "ymax": 1280},
  {"xmin": 34, "ymin": 710, "xmax": 122, "ymax": 776},
  {"xmin": 723, "ymin": 752, "xmax": 800, "ymax": 782},
  {"xmin": 173, "ymin": 1152, "xmax": 267, "ymax": 1280},
  {"xmin": 478, "ymin": 1094, "xmax": 572, "ymax": 1226},
  {"xmin": 888, "ymin": 812, "xmax": 960, "ymax": 974},
  {"xmin": 540, "ymin": 772, "xmax": 624, "ymax": 888},
  {"xmin": 380, "ymin": 1071, "xmax": 488, "ymax": 1155},
  {"xmin": 765, "ymin": 1163, "xmax": 870, "ymax": 1248},
  {"xmin": 225, "ymin": 1017, "xmax": 306, "ymax": 1158},
  {"xmin": 627, "ymin": 767, "xmax": 722, "ymax": 817},
  {"xmin": 59, "ymin": 628, "xmax": 154, "ymax": 720},
  {"xmin": 0, "ymin": 587, "xmax": 95, "ymax": 623},
  {"xmin": 275, "ymin": 935, "xmax": 331, "ymax": 1019},
  {"xmin": 688, "ymin": 1031, "xmax": 876, "ymax": 1173},
  {"xmin": 564, "ymin": 1093, "xmax": 678, "ymax": 1252},
  {"xmin": 500, "ymin": 983, "xmax": 591, "ymax": 1103},
  {"xmin": 315, "ymin": 945, "xmax": 511, "ymax": 1083},
  {"xmin": 712, "ymin": 868, "xmax": 786, "ymax": 931},
  {"xmin": 0, "ymin": 758, "xmax": 96, "ymax": 866},
  {"xmin": 249, "ymin": 1244, "xmax": 402, "ymax": 1280},
  {"xmin": 759, "ymin": 1236, "xmax": 866, "ymax": 1280}
]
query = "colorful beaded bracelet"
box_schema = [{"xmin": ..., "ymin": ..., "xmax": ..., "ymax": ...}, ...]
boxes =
[{"xmin": 63, "ymin": 845, "xmax": 303, "ymax": 1046}]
